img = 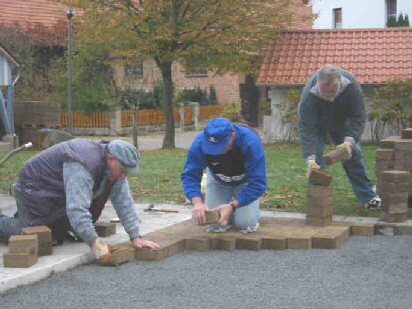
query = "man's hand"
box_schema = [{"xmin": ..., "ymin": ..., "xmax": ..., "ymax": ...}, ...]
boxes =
[
  {"xmin": 217, "ymin": 203, "xmax": 234, "ymax": 226},
  {"xmin": 192, "ymin": 201, "xmax": 208, "ymax": 225},
  {"xmin": 90, "ymin": 237, "xmax": 119, "ymax": 266},
  {"xmin": 336, "ymin": 141, "xmax": 352, "ymax": 159},
  {"xmin": 306, "ymin": 160, "xmax": 320, "ymax": 179},
  {"xmin": 131, "ymin": 237, "xmax": 160, "ymax": 249}
]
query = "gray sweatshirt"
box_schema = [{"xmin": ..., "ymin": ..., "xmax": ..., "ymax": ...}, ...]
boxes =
[{"xmin": 297, "ymin": 68, "xmax": 367, "ymax": 158}]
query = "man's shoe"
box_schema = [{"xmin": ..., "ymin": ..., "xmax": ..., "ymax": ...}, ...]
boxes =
[
  {"xmin": 364, "ymin": 196, "xmax": 381, "ymax": 210},
  {"xmin": 239, "ymin": 223, "xmax": 259, "ymax": 234},
  {"xmin": 206, "ymin": 225, "xmax": 229, "ymax": 233}
]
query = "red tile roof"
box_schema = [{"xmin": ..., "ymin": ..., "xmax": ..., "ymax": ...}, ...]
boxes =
[
  {"xmin": 257, "ymin": 28, "xmax": 412, "ymax": 85},
  {"xmin": 0, "ymin": 0, "xmax": 66, "ymax": 28}
]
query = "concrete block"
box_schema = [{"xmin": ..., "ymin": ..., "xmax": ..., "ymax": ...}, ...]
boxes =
[
  {"xmin": 205, "ymin": 209, "xmax": 220, "ymax": 224},
  {"xmin": 95, "ymin": 222, "xmax": 116, "ymax": 237},
  {"xmin": 322, "ymin": 147, "xmax": 351, "ymax": 165},
  {"xmin": 381, "ymin": 201, "xmax": 408, "ymax": 214},
  {"xmin": 308, "ymin": 169, "xmax": 333, "ymax": 186},
  {"xmin": 135, "ymin": 247, "xmax": 168, "ymax": 261},
  {"xmin": 401, "ymin": 128, "xmax": 412, "ymax": 139},
  {"xmin": 210, "ymin": 236, "xmax": 236, "ymax": 251},
  {"xmin": 3, "ymin": 252, "xmax": 37, "ymax": 268},
  {"xmin": 326, "ymin": 226, "xmax": 350, "ymax": 245},
  {"xmin": 112, "ymin": 246, "xmax": 136, "ymax": 264},
  {"xmin": 375, "ymin": 158, "xmax": 394, "ymax": 171},
  {"xmin": 286, "ymin": 230, "xmax": 314, "ymax": 249},
  {"xmin": 236, "ymin": 235, "xmax": 262, "ymax": 250},
  {"xmin": 381, "ymin": 170, "xmax": 411, "ymax": 183},
  {"xmin": 381, "ymin": 192, "xmax": 409, "ymax": 204},
  {"xmin": 22, "ymin": 226, "xmax": 52, "ymax": 256}
]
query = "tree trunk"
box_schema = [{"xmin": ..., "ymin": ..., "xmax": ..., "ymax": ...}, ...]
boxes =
[{"xmin": 157, "ymin": 61, "xmax": 175, "ymax": 148}]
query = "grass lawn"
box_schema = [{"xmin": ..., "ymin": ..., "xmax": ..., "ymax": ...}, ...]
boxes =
[{"xmin": 0, "ymin": 142, "xmax": 388, "ymax": 217}]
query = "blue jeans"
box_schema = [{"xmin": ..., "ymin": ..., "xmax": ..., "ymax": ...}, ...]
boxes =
[
  {"xmin": 314, "ymin": 131, "xmax": 376, "ymax": 203},
  {"xmin": 0, "ymin": 182, "xmax": 30, "ymax": 241},
  {"xmin": 205, "ymin": 169, "xmax": 260, "ymax": 230}
]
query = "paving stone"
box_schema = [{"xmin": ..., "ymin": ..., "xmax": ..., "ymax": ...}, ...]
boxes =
[
  {"xmin": 401, "ymin": 128, "xmax": 412, "ymax": 139},
  {"xmin": 394, "ymin": 139, "xmax": 412, "ymax": 151},
  {"xmin": 376, "ymin": 148, "xmax": 394, "ymax": 160},
  {"xmin": 22, "ymin": 226, "xmax": 52, "ymax": 256},
  {"xmin": 306, "ymin": 203, "xmax": 334, "ymax": 217},
  {"xmin": 322, "ymin": 147, "xmax": 351, "ymax": 165},
  {"xmin": 306, "ymin": 215, "xmax": 332, "ymax": 227},
  {"xmin": 325, "ymin": 226, "xmax": 350, "ymax": 245},
  {"xmin": 236, "ymin": 235, "xmax": 262, "ymax": 250},
  {"xmin": 308, "ymin": 169, "xmax": 333, "ymax": 186},
  {"xmin": 382, "ymin": 212, "xmax": 408, "ymax": 223},
  {"xmin": 8, "ymin": 235, "xmax": 38, "ymax": 256},
  {"xmin": 286, "ymin": 229, "xmax": 314, "ymax": 249},
  {"xmin": 381, "ymin": 170, "xmax": 412, "ymax": 183},
  {"xmin": 379, "ymin": 136, "xmax": 401, "ymax": 148},
  {"xmin": 312, "ymin": 230, "xmax": 341, "ymax": 249},
  {"xmin": 307, "ymin": 185, "xmax": 334, "ymax": 198},
  {"xmin": 210, "ymin": 236, "xmax": 237, "ymax": 251},
  {"xmin": 205, "ymin": 209, "xmax": 220, "ymax": 224},
  {"xmin": 112, "ymin": 246, "xmax": 136, "ymax": 264},
  {"xmin": 380, "ymin": 181, "xmax": 411, "ymax": 194},
  {"xmin": 350, "ymin": 223, "xmax": 375, "ymax": 236},
  {"xmin": 185, "ymin": 237, "xmax": 210, "ymax": 252},
  {"xmin": 261, "ymin": 234, "xmax": 287, "ymax": 250},
  {"xmin": 3, "ymin": 252, "xmax": 37, "ymax": 268},
  {"xmin": 94, "ymin": 222, "xmax": 116, "ymax": 237}
]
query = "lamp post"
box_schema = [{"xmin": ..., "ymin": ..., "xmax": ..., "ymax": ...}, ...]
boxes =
[{"xmin": 66, "ymin": 8, "xmax": 74, "ymax": 134}]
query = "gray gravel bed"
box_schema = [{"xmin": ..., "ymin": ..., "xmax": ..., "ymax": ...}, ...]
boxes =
[{"xmin": 3, "ymin": 235, "xmax": 412, "ymax": 309}]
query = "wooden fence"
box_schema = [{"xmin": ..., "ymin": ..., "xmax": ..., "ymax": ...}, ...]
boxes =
[{"xmin": 62, "ymin": 105, "xmax": 224, "ymax": 128}]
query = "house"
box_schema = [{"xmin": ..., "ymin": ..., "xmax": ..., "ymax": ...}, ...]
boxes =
[
  {"xmin": 0, "ymin": 0, "xmax": 312, "ymax": 129},
  {"xmin": 311, "ymin": 0, "xmax": 412, "ymax": 29},
  {"xmin": 0, "ymin": 44, "xmax": 21, "ymax": 150},
  {"xmin": 256, "ymin": 27, "xmax": 412, "ymax": 143}
]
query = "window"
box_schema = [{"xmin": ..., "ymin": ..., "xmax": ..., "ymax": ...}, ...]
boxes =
[
  {"xmin": 186, "ymin": 70, "xmax": 208, "ymax": 78},
  {"xmin": 333, "ymin": 8, "xmax": 342, "ymax": 28},
  {"xmin": 125, "ymin": 62, "xmax": 143, "ymax": 78},
  {"xmin": 387, "ymin": 0, "xmax": 397, "ymax": 18}
]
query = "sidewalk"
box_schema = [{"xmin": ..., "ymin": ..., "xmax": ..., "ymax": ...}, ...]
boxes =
[{"xmin": 2, "ymin": 193, "xmax": 412, "ymax": 294}]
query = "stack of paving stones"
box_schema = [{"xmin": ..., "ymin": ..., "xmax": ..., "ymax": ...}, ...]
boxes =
[
  {"xmin": 376, "ymin": 128, "xmax": 412, "ymax": 222},
  {"xmin": 3, "ymin": 235, "xmax": 39, "ymax": 268},
  {"xmin": 307, "ymin": 168, "xmax": 334, "ymax": 227},
  {"xmin": 306, "ymin": 184, "xmax": 334, "ymax": 227},
  {"xmin": 380, "ymin": 170, "xmax": 411, "ymax": 223},
  {"xmin": 3, "ymin": 225, "xmax": 53, "ymax": 268}
]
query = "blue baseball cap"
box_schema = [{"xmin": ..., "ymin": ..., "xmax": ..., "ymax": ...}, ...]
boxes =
[
  {"xmin": 108, "ymin": 140, "xmax": 140, "ymax": 174},
  {"xmin": 201, "ymin": 118, "xmax": 233, "ymax": 155}
]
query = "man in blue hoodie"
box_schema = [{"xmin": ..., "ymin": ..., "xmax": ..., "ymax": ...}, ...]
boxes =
[
  {"xmin": 298, "ymin": 64, "xmax": 380, "ymax": 209},
  {"xmin": 181, "ymin": 117, "xmax": 266, "ymax": 233}
]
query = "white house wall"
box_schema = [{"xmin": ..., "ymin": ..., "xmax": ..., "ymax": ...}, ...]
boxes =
[{"xmin": 312, "ymin": 0, "xmax": 412, "ymax": 29}]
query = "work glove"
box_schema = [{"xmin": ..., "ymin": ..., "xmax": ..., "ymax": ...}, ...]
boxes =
[
  {"xmin": 336, "ymin": 136, "xmax": 354, "ymax": 160},
  {"xmin": 90, "ymin": 237, "xmax": 119, "ymax": 266},
  {"xmin": 306, "ymin": 160, "xmax": 320, "ymax": 179}
]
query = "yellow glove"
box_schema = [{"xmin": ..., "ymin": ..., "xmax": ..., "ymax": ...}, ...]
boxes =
[
  {"xmin": 336, "ymin": 141, "xmax": 352, "ymax": 159},
  {"xmin": 306, "ymin": 160, "xmax": 320, "ymax": 179},
  {"xmin": 90, "ymin": 237, "xmax": 119, "ymax": 266}
]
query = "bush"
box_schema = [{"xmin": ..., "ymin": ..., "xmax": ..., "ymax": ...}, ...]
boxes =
[
  {"xmin": 369, "ymin": 78, "xmax": 412, "ymax": 141},
  {"xmin": 118, "ymin": 88, "xmax": 158, "ymax": 109},
  {"xmin": 174, "ymin": 85, "xmax": 218, "ymax": 106},
  {"xmin": 219, "ymin": 100, "xmax": 245, "ymax": 122}
]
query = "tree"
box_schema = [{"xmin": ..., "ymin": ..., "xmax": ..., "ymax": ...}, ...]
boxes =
[
  {"xmin": 405, "ymin": 14, "xmax": 410, "ymax": 27},
  {"xmin": 55, "ymin": 0, "xmax": 306, "ymax": 148}
]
